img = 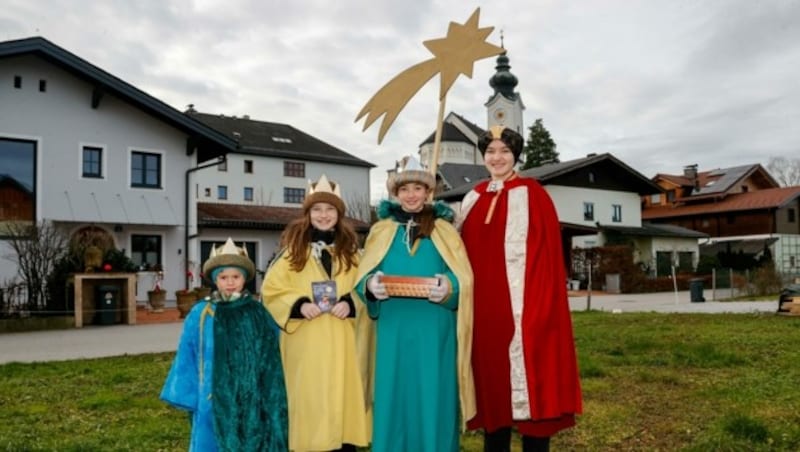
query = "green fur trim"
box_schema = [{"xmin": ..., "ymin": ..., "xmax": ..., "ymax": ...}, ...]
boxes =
[
  {"xmin": 212, "ymin": 298, "xmax": 288, "ymax": 451},
  {"xmin": 377, "ymin": 199, "xmax": 455, "ymax": 222}
]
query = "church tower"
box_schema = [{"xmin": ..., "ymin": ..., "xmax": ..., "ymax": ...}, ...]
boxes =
[{"xmin": 485, "ymin": 42, "xmax": 525, "ymax": 135}]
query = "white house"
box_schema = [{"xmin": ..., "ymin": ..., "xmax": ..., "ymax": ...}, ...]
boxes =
[{"xmin": 0, "ymin": 36, "xmax": 373, "ymax": 312}]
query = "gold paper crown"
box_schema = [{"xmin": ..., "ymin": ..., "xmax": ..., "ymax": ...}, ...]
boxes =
[
  {"xmin": 306, "ymin": 174, "xmax": 342, "ymax": 198},
  {"xmin": 303, "ymin": 174, "xmax": 346, "ymax": 214},
  {"xmin": 202, "ymin": 237, "xmax": 256, "ymax": 282},
  {"xmin": 489, "ymin": 125, "xmax": 506, "ymax": 139}
]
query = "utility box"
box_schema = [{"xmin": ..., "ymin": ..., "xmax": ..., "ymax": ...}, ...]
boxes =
[
  {"xmin": 94, "ymin": 285, "xmax": 120, "ymax": 325},
  {"xmin": 605, "ymin": 274, "xmax": 621, "ymax": 294},
  {"xmin": 689, "ymin": 278, "xmax": 705, "ymax": 302}
]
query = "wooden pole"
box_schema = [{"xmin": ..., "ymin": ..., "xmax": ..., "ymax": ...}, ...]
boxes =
[{"xmin": 428, "ymin": 96, "xmax": 447, "ymax": 201}]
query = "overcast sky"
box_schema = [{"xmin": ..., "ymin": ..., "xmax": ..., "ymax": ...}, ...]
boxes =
[{"xmin": 3, "ymin": 0, "xmax": 799, "ymax": 200}]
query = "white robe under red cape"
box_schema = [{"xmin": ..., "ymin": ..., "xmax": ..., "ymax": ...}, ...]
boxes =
[{"xmin": 459, "ymin": 175, "xmax": 582, "ymax": 436}]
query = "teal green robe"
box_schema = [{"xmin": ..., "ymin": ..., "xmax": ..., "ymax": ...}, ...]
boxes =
[{"xmin": 356, "ymin": 219, "xmax": 462, "ymax": 452}]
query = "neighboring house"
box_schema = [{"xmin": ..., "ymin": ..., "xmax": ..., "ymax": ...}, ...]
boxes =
[
  {"xmin": 0, "ymin": 36, "xmax": 375, "ymax": 305},
  {"xmin": 643, "ymin": 163, "xmax": 800, "ymax": 277},
  {"xmin": 645, "ymin": 163, "xmax": 781, "ymax": 208},
  {"xmin": 438, "ymin": 153, "xmax": 704, "ymax": 278},
  {"xmin": 185, "ymin": 111, "xmax": 375, "ymax": 277}
]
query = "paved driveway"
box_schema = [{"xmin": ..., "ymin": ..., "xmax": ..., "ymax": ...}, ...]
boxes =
[
  {"xmin": 569, "ymin": 289, "xmax": 777, "ymax": 314},
  {"xmin": 0, "ymin": 290, "xmax": 779, "ymax": 365}
]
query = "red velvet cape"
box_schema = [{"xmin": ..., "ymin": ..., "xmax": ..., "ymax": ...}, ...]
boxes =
[{"xmin": 461, "ymin": 176, "xmax": 582, "ymax": 436}]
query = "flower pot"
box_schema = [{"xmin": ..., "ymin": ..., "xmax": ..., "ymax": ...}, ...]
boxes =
[
  {"xmin": 147, "ymin": 290, "xmax": 166, "ymax": 313},
  {"xmin": 193, "ymin": 287, "xmax": 212, "ymax": 300},
  {"xmin": 175, "ymin": 291, "xmax": 198, "ymax": 318}
]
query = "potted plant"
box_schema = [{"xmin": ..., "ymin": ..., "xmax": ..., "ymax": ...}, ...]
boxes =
[
  {"xmin": 175, "ymin": 270, "xmax": 201, "ymax": 318},
  {"xmin": 193, "ymin": 271, "xmax": 212, "ymax": 299},
  {"xmin": 175, "ymin": 288, "xmax": 197, "ymax": 318}
]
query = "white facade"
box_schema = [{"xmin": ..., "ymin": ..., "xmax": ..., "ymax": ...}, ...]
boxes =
[
  {"xmin": 193, "ymin": 153, "xmax": 371, "ymax": 221},
  {"xmin": 1, "ymin": 55, "xmax": 197, "ymax": 297},
  {"xmin": 546, "ymin": 185, "xmax": 642, "ymax": 248},
  {"xmin": 419, "ymin": 141, "xmax": 479, "ymax": 167},
  {"xmin": 419, "ymin": 112, "xmax": 483, "ymax": 166}
]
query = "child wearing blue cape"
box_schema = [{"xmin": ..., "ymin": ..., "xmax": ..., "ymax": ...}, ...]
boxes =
[{"xmin": 161, "ymin": 238, "xmax": 288, "ymax": 451}]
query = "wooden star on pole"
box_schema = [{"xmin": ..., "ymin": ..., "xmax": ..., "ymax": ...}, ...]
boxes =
[{"xmin": 355, "ymin": 8, "xmax": 504, "ymax": 150}]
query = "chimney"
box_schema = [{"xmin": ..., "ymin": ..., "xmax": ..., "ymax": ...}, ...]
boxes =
[{"xmin": 683, "ymin": 164, "xmax": 699, "ymax": 190}]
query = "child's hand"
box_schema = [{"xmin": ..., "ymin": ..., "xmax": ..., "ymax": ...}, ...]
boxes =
[
  {"xmin": 367, "ymin": 271, "xmax": 389, "ymax": 300},
  {"xmin": 428, "ymin": 274, "xmax": 450, "ymax": 303},
  {"xmin": 330, "ymin": 301, "xmax": 350, "ymax": 319},
  {"xmin": 300, "ymin": 302, "xmax": 322, "ymax": 319}
]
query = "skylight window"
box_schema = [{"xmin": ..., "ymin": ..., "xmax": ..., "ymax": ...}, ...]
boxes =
[{"xmin": 272, "ymin": 137, "xmax": 292, "ymax": 144}]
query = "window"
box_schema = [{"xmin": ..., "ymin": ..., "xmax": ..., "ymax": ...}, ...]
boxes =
[
  {"xmin": 244, "ymin": 160, "xmax": 253, "ymax": 173},
  {"xmin": 218, "ymin": 159, "xmax": 227, "ymax": 172},
  {"xmin": 0, "ymin": 137, "xmax": 36, "ymax": 227},
  {"xmin": 284, "ymin": 187, "xmax": 305, "ymax": 204},
  {"xmin": 39, "ymin": 79, "xmax": 47, "ymax": 92},
  {"xmin": 204, "ymin": 187, "xmax": 211, "ymax": 197},
  {"xmin": 588, "ymin": 172, "xmax": 595, "ymax": 183},
  {"xmin": 13, "ymin": 75, "xmax": 21, "ymax": 88},
  {"xmin": 131, "ymin": 235, "xmax": 162, "ymax": 270},
  {"xmin": 656, "ymin": 251, "xmax": 673, "ymax": 277},
  {"xmin": 284, "ymin": 161, "xmax": 305, "ymax": 178},
  {"xmin": 217, "ymin": 185, "xmax": 228, "ymax": 200},
  {"xmin": 583, "ymin": 202, "xmax": 594, "ymax": 221},
  {"xmin": 677, "ymin": 251, "xmax": 694, "ymax": 272},
  {"xmin": 244, "ymin": 187, "xmax": 254, "ymax": 201},
  {"xmin": 612, "ymin": 204, "xmax": 622, "ymax": 223},
  {"xmin": 272, "ymin": 136, "xmax": 293, "ymax": 144},
  {"xmin": 650, "ymin": 193, "xmax": 661, "ymax": 204},
  {"xmin": 789, "ymin": 208, "xmax": 796, "ymax": 223},
  {"xmin": 82, "ymin": 146, "xmax": 103, "ymax": 178},
  {"xmin": 131, "ymin": 151, "xmax": 161, "ymax": 188},
  {"xmin": 667, "ymin": 190, "xmax": 676, "ymax": 202}
]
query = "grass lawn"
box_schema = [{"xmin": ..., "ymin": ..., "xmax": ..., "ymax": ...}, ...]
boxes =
[{"xmin": 1, "ymin": 312, "xmax": 800, "ymax": 451}]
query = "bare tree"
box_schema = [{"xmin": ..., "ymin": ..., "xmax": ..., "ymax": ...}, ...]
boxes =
[
  {"xmin": 766, "ymin": 157, "xmax": 800, "ymax": 187},
  {"xmin": 2, "ymin": 220, "xmax": 68, "ymax": 310},
  {"xmin": 344, "ymin": 193, "xmax": 374, "ymax": 224}
]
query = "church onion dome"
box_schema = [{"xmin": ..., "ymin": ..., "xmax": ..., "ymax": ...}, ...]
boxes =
[{"xmin": 489, "ymin": 52, "xmax": 519, "ymax": 100}]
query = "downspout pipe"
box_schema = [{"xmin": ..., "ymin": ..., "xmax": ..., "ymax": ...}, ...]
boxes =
[{"xmin": 184, "ymin": 155, "xmax": 226, "ymax": 289}]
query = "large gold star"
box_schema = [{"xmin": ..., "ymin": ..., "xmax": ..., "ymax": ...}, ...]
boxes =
[
  {"xmin": 356, "ymin": 8, "xmax": 504, "ymax": 143},
  {"xmin": 423, "ymin": 9, "xmax": 504, "ymax": 99}
]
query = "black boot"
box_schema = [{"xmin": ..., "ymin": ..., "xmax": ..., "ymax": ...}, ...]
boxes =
[
  {"xmin": 333, "ymin": 444, "xmax": 356, "ymax": 452},
  {"xmin": 522, "ymin": 435, "xmax": 550, "ymax": 452},
  {"xmin": 484, "ymin": 427, "xmax": 512, "ymax": 452}
]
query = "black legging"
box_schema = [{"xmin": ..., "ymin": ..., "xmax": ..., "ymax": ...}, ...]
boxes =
[{"xmin": 484, "ymin": 427, "xmax": 551, "ymax": 452}]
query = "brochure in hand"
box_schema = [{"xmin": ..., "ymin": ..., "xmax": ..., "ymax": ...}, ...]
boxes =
[{"xmin": 312, "ymin": 280, "xmax": 337, "ymax": 313}]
